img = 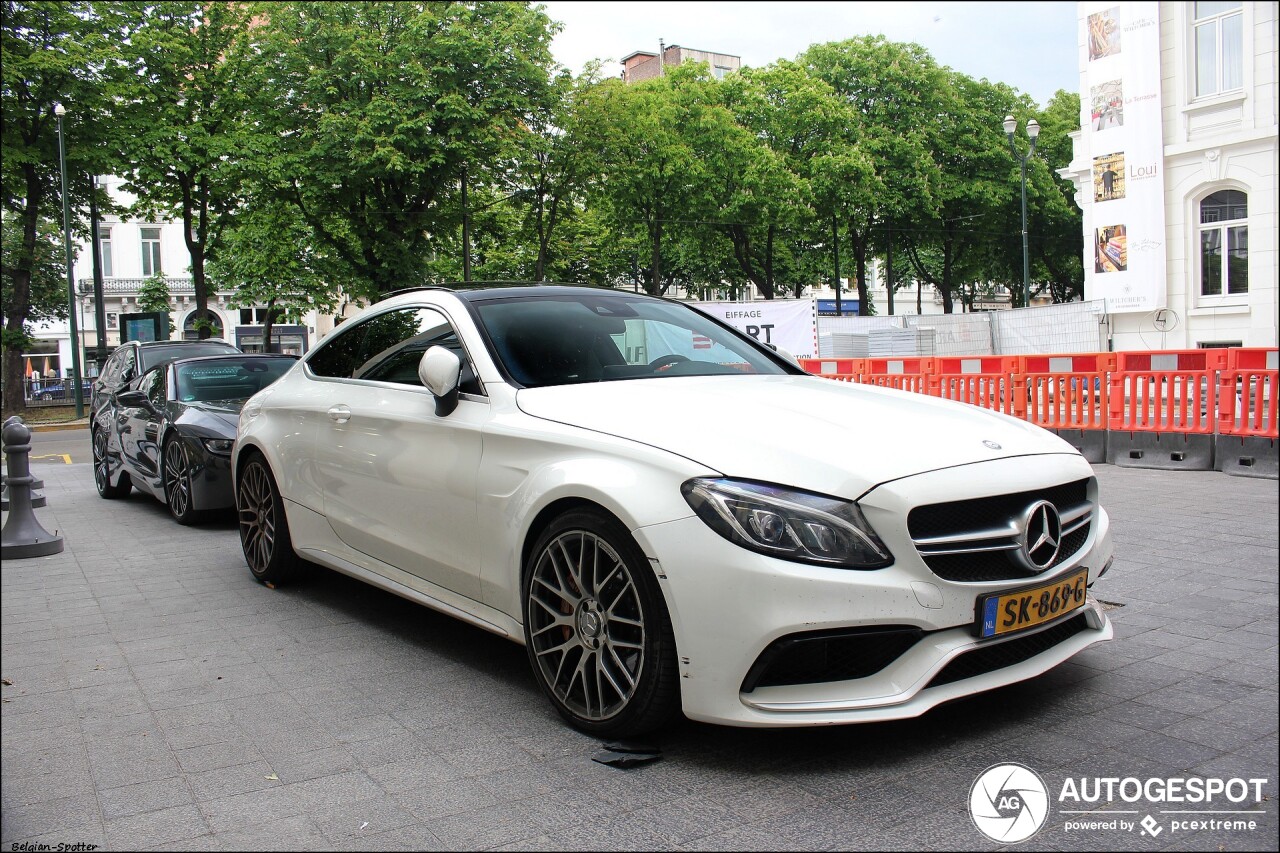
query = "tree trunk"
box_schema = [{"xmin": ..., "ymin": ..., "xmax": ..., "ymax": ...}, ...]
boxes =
[
  {"xmin": 2, "ymin": 170, "xmax": 46, "ymax": 416},
  {"xmin": 180, "ymin": 179, "xmax": 210, "ymax": 339}
]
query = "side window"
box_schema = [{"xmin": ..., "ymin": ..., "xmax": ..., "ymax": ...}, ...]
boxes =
[
  {"xmin": 307, "ymin": 321, "xmax": 368, "ymax": 379},
  {"xmin": 145, "ymin": 367, "xmax": 168, "ymax": 407},
  {"xmin": 308, "ymin": 306, "xmax": 480, "ymax": 394}
]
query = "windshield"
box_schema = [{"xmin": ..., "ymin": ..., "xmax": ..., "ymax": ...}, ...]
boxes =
[
  {"xmin": 174, "ymin": 356, "xmax": 295, "ymax": 403},
  {"xmin": 474, "ymin": 293, "xmax": 789, "ymax": 388},
  {"xmin": 140, "ymin": 342, "xmax": 238, "ymax": 372}
]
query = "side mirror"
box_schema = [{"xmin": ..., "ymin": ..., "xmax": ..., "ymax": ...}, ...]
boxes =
[
  {"xmin": 115, "ymin": 389, "xmax": 153, "ymax": 410},
  {"xmin": 418, "ymin": 345, "xmax": 462, "ymax": 416},
  {"xmin": 766, "ymin": 343, "xmax": 803, "ymax": 369}
]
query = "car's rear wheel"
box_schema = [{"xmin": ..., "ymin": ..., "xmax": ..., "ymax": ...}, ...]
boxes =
[
  {"xmin": 163, "ymin": 437, "xmax": 201, "ymax": 525},
  {"xmin": 237, "ymin": 453, "xmax": 303, "ymax": 585},
  {"xmin": 523, "ymin": 508, "xmax": 679, "ymax": 737},
  {"xmin": 92, "ymin": 428, "xmax": 131, "ymax": 499}
]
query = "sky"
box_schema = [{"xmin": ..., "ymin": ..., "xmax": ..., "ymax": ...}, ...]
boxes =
[{"xmin": 539, "ymin": 1, "xmax": 1081, "ymax": 107}]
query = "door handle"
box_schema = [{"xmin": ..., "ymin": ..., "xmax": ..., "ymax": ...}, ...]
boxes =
[{"xmin": 327, "ymin": 405, "xmax": 352, "ymax": 424}]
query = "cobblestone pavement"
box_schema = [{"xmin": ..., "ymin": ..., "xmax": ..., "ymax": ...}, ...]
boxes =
[{"xmin": 2, "ymin": 462, "xmax": 1276, "ymax": 851}]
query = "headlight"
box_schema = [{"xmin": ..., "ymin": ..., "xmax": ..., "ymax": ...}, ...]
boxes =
[
  {"xmin": 681, "ymin": 478, "xmax": 893, "ymax": 569},
  {"xmin": 202, "ymin": 438, "xmax": 235, "ymax": 455}
]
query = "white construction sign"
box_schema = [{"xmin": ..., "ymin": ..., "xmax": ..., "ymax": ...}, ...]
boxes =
[{"xmin": 692, "ymin": 299, "xmax": 818, "ymax": 359}]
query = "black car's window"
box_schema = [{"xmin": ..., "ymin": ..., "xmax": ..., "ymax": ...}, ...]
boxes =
[
  {"xmin": 174, "ymin": 357, "xmax": 296, "ymax": 402},
  {"xmin": 133, "ymin": 366, "xmax": 165, "ymax": 405},
  {"xmin": 145, "ymin": 366, "xmax": 168, "ymax": 407},
  {"xmin": 100, "ymin": 347, "xmax": 132, "ymax": 389},
  {"xmin": 309, "ymin": 307, "xmax": 481, "ymax": 395},
  {"xmin": 475, "ymin": 294, "xmax": 787, "ymax": 387},
  {"xmin": 139, "ymin": 342, "xmax": 237, "ymax": 373}
]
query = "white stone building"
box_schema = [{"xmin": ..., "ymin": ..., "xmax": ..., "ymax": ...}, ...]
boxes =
[
  {"xmin": 19, "ymin": 177, "xmax": 343, "ymax": 398},
  {"xmin": 1064, "ymin": 1, "xmax": 1278, "ymax": 351}
]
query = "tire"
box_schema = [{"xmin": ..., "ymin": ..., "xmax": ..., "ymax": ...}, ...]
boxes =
[
  {"xmin": 92, "ymin": 428, "xmax": 132, "ymax": 499},
  {"xmin": 236, "ymin": 452, "xmax": 303, "ymax": 585},
  {"xmin": 163, "ymin": 437, "xmax": 202, "ymax": 525},
  {"xmin": 523, "ymin": 508, "xmax": 680, "ymax": 737}
]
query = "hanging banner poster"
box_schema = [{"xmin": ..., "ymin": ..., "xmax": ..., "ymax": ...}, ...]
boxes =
[
  {"xmin": 1081, "ymin": 1, "xmax": 1166, "ymax": 314},
  {"xmin": 691, "ymin": 299, "xmax": 817, "ymax": 359}
]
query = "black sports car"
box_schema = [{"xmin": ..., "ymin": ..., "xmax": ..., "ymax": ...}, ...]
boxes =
[{"xmin": 92, "ymin": 353, "xmax": 297, "ymax": 524}]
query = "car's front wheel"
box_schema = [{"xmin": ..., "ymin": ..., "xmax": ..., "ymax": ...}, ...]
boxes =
[
  {"xmin": 236, "ymin": 453, "xmax": 303, "ymax": 585},
  {"xmin": 92, "ymin": 428, "xmax": 131, "ymax": 499},
  {"xmin": 523, "ymin": 508, "xmax": 679, "ymax": 737},
  {"xmin": 163, "ymin": 437, "xmax": 201, "ymax": 525}
]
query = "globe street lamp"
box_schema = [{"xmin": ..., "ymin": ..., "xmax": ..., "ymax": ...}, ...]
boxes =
[
  {"xmin": 54, "ymin": 103, "xmax": 86, "ymax": 417},
  {"xmin": 1003, "ymin": 114, "xmax": 1039, "ymax": 309}
]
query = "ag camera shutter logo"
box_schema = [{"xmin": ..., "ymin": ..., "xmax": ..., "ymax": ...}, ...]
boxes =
[{"xmin": 969, "ymin": 763, "xmax": 1051, "ymax": 843}]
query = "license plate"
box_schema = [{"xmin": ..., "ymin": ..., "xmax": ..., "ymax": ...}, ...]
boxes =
[{"xmin": 976, "ymin": 567, "xmax": 1089, "ymax": 638}]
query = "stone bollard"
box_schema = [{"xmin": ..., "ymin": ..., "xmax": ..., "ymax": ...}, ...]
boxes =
[
  {"xmin": 1, "ymin": 418, "xmax": 64, "ymax": 558},
  {"xmin": 1, "ymin": 415, "xmax": 45, "ymax": 510}
]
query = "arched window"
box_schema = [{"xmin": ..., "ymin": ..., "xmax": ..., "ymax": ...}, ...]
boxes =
[
  {"xmin": 183, "ymin": 309, "xmax": 224, "ymax": 341},
  {"xmin": 1199, "ymin": 190, "xmax": 1248, "ymax": 297}
]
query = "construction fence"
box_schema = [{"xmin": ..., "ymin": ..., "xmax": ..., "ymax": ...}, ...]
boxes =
[
  {"xmin": 798, "ymin": 346, "xmax": 1279, "ymax": 480},
  {"xmin": 818, "ymin": 300, "xmax": 1108, "ymax": 358}
]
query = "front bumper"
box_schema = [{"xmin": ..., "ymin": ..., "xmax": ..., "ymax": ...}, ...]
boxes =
[{"xmin": 631, "ymin": 455, "xmax": 1114, "ymax": 728}]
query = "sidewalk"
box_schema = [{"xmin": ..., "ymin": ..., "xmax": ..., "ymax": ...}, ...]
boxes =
[{"xmin": 2, "ymin": 462, "xmax": 1277, "ymax": 851}]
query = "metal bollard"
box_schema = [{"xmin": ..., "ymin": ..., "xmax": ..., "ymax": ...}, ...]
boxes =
[{"xmin": 1, "ymin": 418, "xmax": 64, "ymax": 558}]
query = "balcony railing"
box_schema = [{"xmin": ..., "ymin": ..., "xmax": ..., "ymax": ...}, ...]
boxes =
[{"xmin": 76, "ymin": 277, "xmax": 236, "ymax": 297}]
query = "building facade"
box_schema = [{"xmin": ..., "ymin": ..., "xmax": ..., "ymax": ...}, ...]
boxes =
[
  {"xmin": 621, "ymin": 44, "xmax": 741, "ymax": 83},
  {"xmin": 1064, "ymin": 1, "xmax": 1278, "ymax": 351},
  {"xmin": 18, "ymin": 177, "xmax": 342, "ymax": 401}
]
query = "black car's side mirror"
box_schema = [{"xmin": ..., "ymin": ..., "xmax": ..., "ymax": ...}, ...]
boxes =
[{"xmin": 115, "ymin": 390, "xmax": 153, "ymax": 411}]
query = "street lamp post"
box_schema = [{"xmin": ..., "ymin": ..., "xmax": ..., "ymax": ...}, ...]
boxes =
[
  {"xmin": 89, "ymin": 175, "xmax": 109, "ymax": 368},
  {"xmin": 1003, "ymin": 114, "xmax": 1039, "ymax": 309},
  {"xmin": 54, "ymin": 103, "xmax": 85, "ymax": 418}
]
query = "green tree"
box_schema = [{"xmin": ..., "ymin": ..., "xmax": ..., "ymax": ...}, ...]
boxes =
[
  {"xmin": 576, "ymin": 63, "xmax": 723, "ymax": 296},
  {"xmin": 1, "ymin": 215, "xmax": 67, "ymax": 350},
  {"xmin": 801, "ymin": 37, "xmax": 943, "ymax": 315},
  {"xmin": 135, "ymin": 272, "xmax": 175, "ymax": 334},
  {"xmin": 900, "ymin": 74, "xmax": 1030, "ymax": 312},
  {"xmin": 1, "ymin": 0, "xmax": 127, "ymax": 414},
  {"xmin": 1030, "ymin": 89, "xmax": 1086, "ymax": 303},
  {"xmin": 208, "ymin": 195, "xmax": 339, "ymax": 352},
  {"xmin": 245, "ymin": 1, "xmax": 558, "ymax": 297},
  {"xmin": 115, "ymin": 1, "xmax": 254, "ymax": 339}
]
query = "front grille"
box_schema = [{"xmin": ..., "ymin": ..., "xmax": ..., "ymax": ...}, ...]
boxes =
[
  {"xmin": 908, "ymin": 479, "xmax": 1093, "ymax": 582},
  {"xmin": 741, "ymin": 625, "xmax": 923, "ymax": 692},
  {"xmin": 924, "ymin": 613, "xmax": 1089, "ymax": 689}
]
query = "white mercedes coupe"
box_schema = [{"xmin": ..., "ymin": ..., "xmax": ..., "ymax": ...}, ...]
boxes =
[{"xmin": 233, "ymin": 285, "xmax": 1113, "ymax": 736}]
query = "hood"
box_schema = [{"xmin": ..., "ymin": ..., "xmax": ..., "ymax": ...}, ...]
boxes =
[
  {"xmin": 174, "ymin": 399, "xmax": 243, "ymax": 436},
  {"xmin": 515, "ymin": 375, "xmax": 1078, "ymax": 498}
]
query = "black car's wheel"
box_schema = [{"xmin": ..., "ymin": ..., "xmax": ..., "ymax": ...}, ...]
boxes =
[
  {"xmin": 92, "ymin": 428, "xmax": 131, "ymax": 499},
  {"xmin": 237, "ymin": 453, "xmax": 303, "ymax": 585},
  {"xmin": 163, "ymin": 437, "xmax": 201, "ymax": 525},
  {"xmin": 523, "ymin": 508, "xmax": 679, "ymax": 737}
]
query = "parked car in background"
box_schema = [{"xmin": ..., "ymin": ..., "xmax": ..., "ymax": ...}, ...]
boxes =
[
  {"xmin": 93, "ymin": 353, "xmax": 297, "ymax": 524},
  {"xmin": 92, "ymin": 339, "xmax": 240, "ymax": 420},
  {"xmin": 30, "ymin": 377, "xmax": 95, "ymax": 402},
  {"xmin": 233, "ymin": 284, "xmax": 1114, "ymax": 737}
]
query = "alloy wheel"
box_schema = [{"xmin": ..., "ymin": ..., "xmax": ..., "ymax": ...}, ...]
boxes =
[
  {"xmin": 238, "ymin": 461, "xmax": 276, "ymax": 574},
  {"xmin": 526, "ymin": 530, "xmax": 646, "ymax": 721},
  {"xmin": 164, "ymin": 440, "xmax": 193, "ymax": 520}
]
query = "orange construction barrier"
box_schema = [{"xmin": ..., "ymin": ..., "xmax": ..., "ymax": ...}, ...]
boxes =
[
  {"xmin": 798, "ymin": 357, "xmax": 862, "ymax": 383},
  {"xmin": 1108, "ymin": 349, "xmax": 1226, "ymax": 435},
  {"xmin": 857, "ymin": 356, "xmax": 937, "ymax": 395},
  {"xmin": 1020, "ymin": 353, "xmax": 1115, "ymax": 431},
  {"xmin": 1218, "ymin": 348, "xmax": 1279, "ymax": 438},
  {"xmin": 934, "ymin": 356, "xmax": 1018, "ymax": 415}
]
